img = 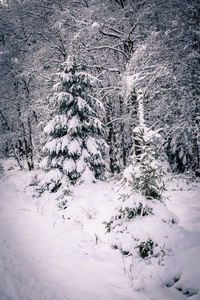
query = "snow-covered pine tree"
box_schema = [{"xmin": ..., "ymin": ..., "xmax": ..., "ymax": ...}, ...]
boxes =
[{"xmin": 40, "ymin": 56, "xmax": 107, "ymax": 185}]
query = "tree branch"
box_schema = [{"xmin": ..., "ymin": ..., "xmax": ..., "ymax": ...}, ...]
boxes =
[
  {"xmin": 86, "ymin": 46, "xmax": 129, "ymax": 59},
  {"xmin": 99, "ymin": 28, "xmax": 121, "ymax": 39}
]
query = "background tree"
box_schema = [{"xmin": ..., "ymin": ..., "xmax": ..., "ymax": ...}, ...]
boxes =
[
  {"xmin": 0, "ymin": 0, "xmax": 74, "ymax": 168},
  {"xmin": 120, "ymin": 0, "xmax": 200, "ymax": 174},
  {"xmin": 0, "ymin": 0, "xmax": 199, "ymax": 175}
]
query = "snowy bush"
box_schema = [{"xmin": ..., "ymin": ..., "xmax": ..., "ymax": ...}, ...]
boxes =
[
  {"xmin": 136, "ymin": 239, "xmax": 154, "ymax": 259},
  {"xmin": 29, "ymin": 169, "xmax": 72, "ymax": 209},
  {"xmin": 104, "ymin": 201, "xmax": 153, "ymax": 234},
  {"xmin": 36, "ymin": 169, "xmax": 63, "ymax": 194},
  {"xmin": 56, "ymin": 177, "xmax": 73, "ymax": 210},
  {"xmin": 105, "ymin": 191, "xmax": 179, "ymax": 260},
  {"xmin": 32, "ymin": 169, "xmax": 69, "ymax": 197}
]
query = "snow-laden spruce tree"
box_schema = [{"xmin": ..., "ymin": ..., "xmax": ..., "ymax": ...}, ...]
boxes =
[
  {"xmin": 40, "ymin": 56, "xmax": 107, "ymax": 185},
  {"xmin": 105, "ymin": 89, "xmax": 178, "ymax": 263}
]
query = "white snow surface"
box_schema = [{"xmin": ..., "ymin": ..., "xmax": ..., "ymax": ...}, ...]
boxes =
[{"xmin": 0, "ymin": 164, "xmax": 200, "ymax": 300}]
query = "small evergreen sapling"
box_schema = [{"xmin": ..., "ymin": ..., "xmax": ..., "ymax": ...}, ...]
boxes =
[
  {"xmin": 124, "ymin": 126, "xmax": 166, "ymax": 201},
  {"xmin": 105, "ymin": 89, "xmax": 171, "ymax": 260},
  {"xmin": 121, "ymin": 88, "xmax": 166, "ymax": 201}
]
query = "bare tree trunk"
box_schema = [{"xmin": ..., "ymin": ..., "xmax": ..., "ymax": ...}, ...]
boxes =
[
  {"xmin": 191, "ymin": 28, "xmax": 200, "ymax": 176},
  {"xmin": 106, "ymin": 100, "xmax": 120, "ymax": 173},
  {"xmin": 192, "ymin": 98, "xmax": 200, "ymax": 176},
  {"xmin": 119, "ymin": 95, "xmax": 126, "ymax": 168},
  {"xmin": 27, "ymin": 118, "xmax": 34, "ymax": 170}
]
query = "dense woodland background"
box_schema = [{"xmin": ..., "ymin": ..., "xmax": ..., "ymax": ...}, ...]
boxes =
[{"xmin": 0, "ymin": 0, "xmax": 200, "ymax": 178}]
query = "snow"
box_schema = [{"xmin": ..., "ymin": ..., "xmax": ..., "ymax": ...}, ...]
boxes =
[
  {"xmin": 44, "ymin": 115, "xmax": 68, "ymax": 135},
  {"xmin": 67, "ymin": 138, "xmax": 82, "ymax": 155},
  {"xmin": 43, "ymin": 121, "xmax": 55, "ymax": 135},
  {"xmin": 0, "ymin": 164, "xmax": 200, "ymax": 300},
  {"xmin": 68, "ymin": 116, "xmax": 81, "ymax": 134},
  {"xmin": 52, "ymin": 82, "xmax": 61, "ymax": 91},
  {"xmin": 137, "ymin": 88, "xmax": 145, "ymax": 127},
  {"xmin": 76, "ymin": 151, "xmax": 88, "ymax": 173},
  {"xmin": 39, "ymin": 156, "xmax": 49, "ymax": 169},
  {"xmin": 61, "ymin": 135, "xmax": 69, "ymax": 152},
  {"xmin": 61, "ymin": 72, "xmax": 73, "ymax": 83},
  {"xmin": 43, "ymin": 139, "xmax": 58, "ymax": 154},
  {"xmin": 90, "ymin": 117, "xmax": 103, "ymax": 130},
  {"xmin": 77, "ymin": 72, "xmax": 97, "ymax": 85},
  {"xmin": 86, "ymin": 137, "xmax": 99, "ymax": 156},
  {"xmin": 78, "ymin": 166, "xmax": 96, "ymax": 184},
  {"xmin": 40, "ymin": 169, "xmax": 63, "ymax": 186},
  {"xmin": 56, "ymin": 92, "xmax": 73, "ymax": 104},
  {"xmin": 133, "ymin": 126, "xmax": 161, "ymax": 144},
  {"xmin": 92, "ymin": 22, "xmax": 100, "ymax": 29},
  {"xmin": 63, "ymin": 158, "xmax": 76, "ymax": 173},
  {"xmin": 76, "ymin": 96, "xmax": 92, "ymax": 113}
]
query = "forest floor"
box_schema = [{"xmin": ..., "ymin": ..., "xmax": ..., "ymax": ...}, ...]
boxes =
[{"xmin": 0, "ymin": 159, "xmax": 200, "ymax": 300}]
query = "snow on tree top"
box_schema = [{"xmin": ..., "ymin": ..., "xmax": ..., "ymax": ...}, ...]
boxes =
[
  {"xmin": 63, "ymin": 56, "xmax": 74, "ymax": 72},
  {"xmin": 133, "ymin": 126, "xmax": 161, "ymax": 143}
]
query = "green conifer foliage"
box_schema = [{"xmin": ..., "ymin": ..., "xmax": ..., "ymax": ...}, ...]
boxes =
[
  {"xmin": 40, "ymin": 56, "xmax": 107, "ymax": 184},
  {"xmin": 119, "ymin": 89, "xmax": 165, "ymax": 201},
  {"xmin": 125, "ymin": 126, "xmax": 166, "ymax": 201}
]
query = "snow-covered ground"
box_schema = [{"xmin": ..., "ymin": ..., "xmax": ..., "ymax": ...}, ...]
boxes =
[{"xmin": 0, "ymin": 162, "xmax": 200, "ymax": 300}]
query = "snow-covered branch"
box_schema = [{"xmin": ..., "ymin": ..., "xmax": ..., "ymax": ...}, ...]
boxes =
[{"xmin": 85, "ymin": 46, "xmax": 129, "ymax": 59}]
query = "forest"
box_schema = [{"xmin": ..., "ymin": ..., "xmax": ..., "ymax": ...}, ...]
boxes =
[
  {"xmin": 0, "ymin": 1, "xmax": 200, "ymax": 299},
  {"xmin": 0, "ymin": 0, "xmax": 199, "ymax": 178}
]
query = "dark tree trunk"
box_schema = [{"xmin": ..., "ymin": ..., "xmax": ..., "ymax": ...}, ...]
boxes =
[{"xmin": 119, "ymin": 95, "xmax": 126, "ymax": 168}]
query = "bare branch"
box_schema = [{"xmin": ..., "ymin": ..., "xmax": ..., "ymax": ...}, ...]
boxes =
[
  {"xmin": 99, "ymin": 28, "xmax": 121, "ymax": 39},
  {"xmin": 109, "ymin": 27, "xmax": 126, "ymax": 36},
  {"xmin": 36, "ymin": 32, "xmax": 66, "ymax": 59},
  {"xmin": 84, "ymin": 64, "xmax": 120, "ymax": 73},
  {"xmin": 0, "ymin": 110, "xmax": 10, "ymax": 130},
  {"xmin": 104, "ymin": 117, "xmax": 131, "ymax": 127},
  {"xmin": 86, "ymin": 46, "xmax": 129, "ymax": 59}
]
